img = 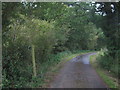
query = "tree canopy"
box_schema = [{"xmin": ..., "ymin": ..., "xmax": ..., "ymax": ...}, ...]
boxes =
[{"xmin": 2, "ymin": 2, "xmax": 120, "ymax": 87}]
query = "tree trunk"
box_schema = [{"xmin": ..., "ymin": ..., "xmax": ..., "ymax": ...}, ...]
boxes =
[{"xmin": 31, "ymin": 44, "xmax": 37, "ymax": 77}]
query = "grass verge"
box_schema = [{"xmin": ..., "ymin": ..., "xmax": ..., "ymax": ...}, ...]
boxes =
[{"xmin": 90, "ymin": 54, "xmax": 119, "ymax": 88}]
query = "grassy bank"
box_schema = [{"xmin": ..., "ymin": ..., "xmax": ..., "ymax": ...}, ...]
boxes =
[
  {"xmin": 90, "ymin": 54, "xmax": 119, "ymax": 88},
  {"xmin": 31, "ymin": 50, "xmax": 92, "ymax": 88}
]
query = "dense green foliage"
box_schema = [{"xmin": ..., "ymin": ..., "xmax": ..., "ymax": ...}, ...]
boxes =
[
  {"xmin": 2, "ymin": 2, "xmax": 119, "ymax": 87},
  {"xmin": 90, "ymin": 55, "xmax": 118, "ymax": 88},
  {"xmin": 93, "ymin": 2, "xmax": 120, "ymax": 78}
]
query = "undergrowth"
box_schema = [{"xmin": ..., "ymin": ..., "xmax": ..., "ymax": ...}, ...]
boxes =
[
  {"xmin": 3, "ymin": 50, "xmax": 91, "ymax": 88},
  {"xmin": 90, "ymin": 54, "xmax": 119, "ymax": 88}
]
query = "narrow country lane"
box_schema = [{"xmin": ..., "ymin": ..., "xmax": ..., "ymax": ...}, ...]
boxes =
[{"xmin": 50, "ymin": 53, "xmax": 108, "ymax": 88}]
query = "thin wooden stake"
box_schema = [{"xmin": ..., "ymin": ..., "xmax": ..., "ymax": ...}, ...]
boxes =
[{"xmin": 31, "ymin": 44, "xmax": 37, "ymax": 77}]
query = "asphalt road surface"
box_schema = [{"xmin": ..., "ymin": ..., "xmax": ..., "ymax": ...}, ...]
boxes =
[{"xmin": 50, "ymin": 53, "xmax": 108, "ymax": 88}]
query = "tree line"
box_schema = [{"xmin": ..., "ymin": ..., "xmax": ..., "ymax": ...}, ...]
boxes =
[{"xmin": 2, "ymin": 2, "xmax": 120, "ymax": 87}]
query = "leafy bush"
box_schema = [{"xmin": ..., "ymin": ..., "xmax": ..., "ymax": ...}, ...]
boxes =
[
  {"xmin": 2, "ymin": 13, "xmax": 71, "ymax": 87},
  {"xmin": 97, "ymin": 50, "xmax": 119, "ymax": 78}
]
